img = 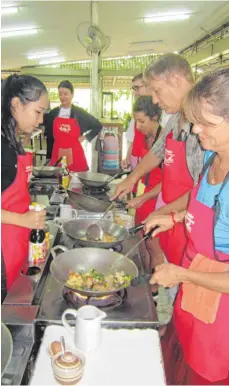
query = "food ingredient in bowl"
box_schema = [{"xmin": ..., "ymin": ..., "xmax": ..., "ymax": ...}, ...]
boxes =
[{"xmin": 66, "ymin": 269, "xmax": 132, "ymax": 292}]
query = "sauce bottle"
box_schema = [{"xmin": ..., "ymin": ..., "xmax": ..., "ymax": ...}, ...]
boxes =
[
  {"xmin": 60, "ymin": 156, "xmax": 70, "ymax": 189},
  {"xmin": 28, "ymin": 204, "xmax": 46, "ymax": 264}
]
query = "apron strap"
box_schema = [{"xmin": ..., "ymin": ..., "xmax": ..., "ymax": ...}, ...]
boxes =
[
  {"xmin": 205, "ymin": 154, "xmax": 229, "ymax": 262},
  {"xmin": 145, "ymin": 124, "xmax": 162, "ymax": 186},
  {"xmin": 177, "ymin": 123, "xmax": 193, "ymax": 142}
]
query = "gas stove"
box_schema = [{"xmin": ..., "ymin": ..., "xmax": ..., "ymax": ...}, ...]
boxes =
[{"xmin": 63, "ymin": 287, "xmax": 127, "ymax": 311}]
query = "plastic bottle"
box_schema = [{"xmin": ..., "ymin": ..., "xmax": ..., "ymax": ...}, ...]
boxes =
[
  {"xmin": 60, "ymin": 156, "xmax": 70, "ymax": 189},
  {"xmin": 28, "ymin": 204, "xmax": 46, "ymax": 264}
]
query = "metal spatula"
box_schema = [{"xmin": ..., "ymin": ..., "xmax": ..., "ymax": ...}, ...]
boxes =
[{"xmin": 86, "ymin": 201, "xmax": 115, "ymax": 241}]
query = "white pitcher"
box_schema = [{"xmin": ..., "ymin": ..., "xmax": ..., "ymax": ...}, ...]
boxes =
[{"xmin": 62, "ymin": 306, "xmax": 106, "ymax": 354}]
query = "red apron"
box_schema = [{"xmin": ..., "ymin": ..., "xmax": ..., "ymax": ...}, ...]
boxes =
[
  {"xmin": 50, "ymin": 117, "xmax": 88, "ymax": 172},
  {"xmin": 133, "ymin": 125, "xmax": 163, "ymax": 223},
  {"xmin": 131, "ymin": 126, "xmax": 146, "ymax": 194},
  {"xmin": 1, "ymin": 152, "xmax": 33, "ymax": 290},
  {"xmin": 159, "ymin": 131, "xmax": 194, "ymax": 265},
  {"xmin": 174, "ymin": 159, "xmax": 229, "ymax": 383}
]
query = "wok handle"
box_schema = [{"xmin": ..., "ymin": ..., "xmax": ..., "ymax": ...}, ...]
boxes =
[
  {"xmin": 131, "ymin": 273, "xmax": 153, "ymax": 287},
  {"xmin": 54, "ymin": 157, "xmax": 62, "ymax": 167},
  {"xmin": 51, "ymin": 245, "xmax": 69, "ymax": 259},
  {"xmin": 128, "ymin": 224, "xmax": 144, "ymax": 235},
  {"xmin": 62, "ymin": 309, "xmax": 77, "ymax": 335}
]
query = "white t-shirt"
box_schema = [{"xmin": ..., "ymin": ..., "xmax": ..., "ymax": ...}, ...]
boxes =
[
  {"xmin": 160, "ymin": 111, "xmax": 171, "ymax": 129},
  {"xmin": 58, "ymin": 107, "xmax": 71, "ymax": 118},
  {"xmin": 125, "ymin": 118, "xmax": 135, "ymax": 143}
]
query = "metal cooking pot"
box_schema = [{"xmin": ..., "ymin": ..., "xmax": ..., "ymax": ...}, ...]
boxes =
[
  {"xmin": 63, "ymin": 219, "xmax": 130, "ymax": 249},
  {"xmin": 1, "ymin": 323, "xmax": 13, "ymax": 376},
  {"xmin": 50, "ymin": 246, "xmax": 138, "ymax": 297}
]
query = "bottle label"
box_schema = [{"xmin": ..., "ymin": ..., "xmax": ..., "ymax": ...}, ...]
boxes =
[
  {"xmin": 45, "ymin": 231, "xmax": 50, "ymax": 252},
  {"xmin": 29, "ymin": 241, "xmax": 46, "ymax": 264},
  {"xmin": 62, "ymin": 175, "xmax": 70, "ymax": 189}
]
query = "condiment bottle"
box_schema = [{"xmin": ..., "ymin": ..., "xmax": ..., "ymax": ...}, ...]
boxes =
[
  {"xmin": 28, "ymin": 204, "xmax": 46, "ymax": 264},
  {"xmin": 60, "ymin": 156, "xmax": 70, "ymax": 189}
]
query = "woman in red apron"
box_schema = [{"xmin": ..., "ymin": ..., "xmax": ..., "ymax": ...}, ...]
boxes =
[
  {"xmin": 1, "ymin": 74, "xmax": 47, "ymax": 300},
  {"xmin": 127, "ymin": 96, "xmax": 164, "ymax": 271},
  {"xmin": 149, "ymin": 68, "xmax": 229, "ymax": 384},
  {"xmin": 46, "ymin": 80, "xmax": 102, "ymax": 172}
]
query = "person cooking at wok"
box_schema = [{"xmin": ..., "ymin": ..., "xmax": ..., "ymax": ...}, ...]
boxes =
[
  {"xmin": 145, "ymin": 68, "xmax": 229, "ymax": 385},
  {"xmin": 45, "ymin": 80, "xmax": 103, "ymax": 172},
  {"xmin": 1, "ymin": 74, "xmax": 47, "ymax": 302}
]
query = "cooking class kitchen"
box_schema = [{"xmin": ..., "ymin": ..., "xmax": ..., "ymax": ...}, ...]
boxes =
[{"xmin": 1, "ymin": 1, "xmax": 229, "ymax": 385}]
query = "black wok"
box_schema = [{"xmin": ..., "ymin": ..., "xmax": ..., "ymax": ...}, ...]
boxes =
[
  {"xmin": 77, "ymin": 170, "xmax": 130, "ymax": 188},
  {"xmin": 63, "ymin": 219, "xmax": 130, "ymax": 249},
  {"xmin": 50, "ymin": 246, "xmax": 138, "ymax": 296}
]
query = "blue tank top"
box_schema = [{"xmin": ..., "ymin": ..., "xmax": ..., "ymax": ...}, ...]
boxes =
[{"xmin": 196, "ymin": 151, "xmax": 229, "ymax": 253}]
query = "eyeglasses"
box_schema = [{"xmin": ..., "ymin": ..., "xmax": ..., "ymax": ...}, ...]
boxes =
[{"xmin": 131, "ymin": 85, "xmax": 144, "ymax": 92}]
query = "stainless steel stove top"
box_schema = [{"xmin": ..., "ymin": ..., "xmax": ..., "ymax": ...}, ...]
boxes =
[{"xmin": 36, "ymin": 235, "xmax": 158, "ymax": 328}]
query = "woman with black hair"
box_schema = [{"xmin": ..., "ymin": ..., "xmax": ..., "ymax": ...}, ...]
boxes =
[
  {"xmin": 1, "ymin": 74, "xmax": 48, "ymax": 301},
  {"xmin": 45, "ymin": 80, "xmax": 103, "ymax": 171}
]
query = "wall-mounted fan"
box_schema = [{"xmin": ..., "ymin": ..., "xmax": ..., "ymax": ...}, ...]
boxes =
[{"xmin": 77, "ymin": 22, "xmax": 110, "ymax": 55}]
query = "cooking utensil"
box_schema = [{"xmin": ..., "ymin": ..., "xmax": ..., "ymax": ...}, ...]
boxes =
[
  {"xmin": 50, "ymin": 246, "xmax": 138, "ymax": 296},
  {"xmin": 63, "ymin": 219, "xmax": 130, "ymax": 249},
  {"xmin": 130, "ymin": 272, "xmax": 154, "ymax": 287},
  {"xmin": 76, "ymin": 169, "xmax": 130, "ymax": 188},
  {"xmin": 109, "ymin": 226, "xmax": 159, "ymax": 271},
  {"xmin": 60, "ymin": 336, "xmax": 66, "ymax": 354},
  {"xmin": 1, "ymin": 322, "xmax": 13, "ymax": 376},
  {"xmin": 85, "ymin": 202, "xmax": 115, "ymax": 241},
  {"xmin": 32, "ymin": 157, "xmax": 62, "ymax": 178},
  {"xmin": 67, "ymin": 190, "xmax": 113, "ymax": 213}
]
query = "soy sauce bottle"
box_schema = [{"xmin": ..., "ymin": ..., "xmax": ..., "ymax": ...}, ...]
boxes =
[{"xmin": 28, "ymin": 204, "xmax": 46, "ymax": 264}]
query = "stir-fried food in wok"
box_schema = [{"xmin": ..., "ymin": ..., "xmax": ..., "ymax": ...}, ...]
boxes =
[
  {"xmin": 66, "ymin": 269, "xmax": 132, "ymax": 291},
  {"xmin": 80, "ymin": 233, "xmax": 116, "ymax": 243}
]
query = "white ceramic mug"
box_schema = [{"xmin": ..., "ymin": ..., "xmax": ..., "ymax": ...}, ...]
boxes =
[
  {"xmin": 59, "ymin": 204, "xmax": 77, "ymax": 221},
  {"xmin": 62, "ymin": 306, "xmax": 106, "ymax": 354}
]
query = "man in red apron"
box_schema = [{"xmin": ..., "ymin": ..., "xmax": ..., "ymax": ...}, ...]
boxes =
[
  {"xmin": 46, "ymin": 80, "xmax": 102, "ymax": 171},
  {"xmin": 112, "ymin": 54, "xmax": 205, "ymax": 266}
]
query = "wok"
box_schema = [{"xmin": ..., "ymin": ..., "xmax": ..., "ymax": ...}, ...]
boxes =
[
  {"xmin": 50, "ymin": 246, "xmax": 138, "ymax": 296},
  {"xmin": 32, "ymin": 157, "xmax": 61, "ymax": 178},
  {"xmin": 1, "ymin": 323, "xmax": 13, "ymax": 376},
  {"xmin": 33, "ymin": 166, "xmax": 61, "ymax": 178},
  {"xmin": 63, "ymin": 219, "xmax": 130, "ymax": 249},
  {"xmin": 77, "ymin": 170, "xmax": 130, "ymax": 188},
  {"xmin": 67, "ymin": 190, "xmax": 111, "ymax": 213}
]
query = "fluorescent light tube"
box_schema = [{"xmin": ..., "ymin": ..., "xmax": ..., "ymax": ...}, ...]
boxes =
[
  {"xmin": 1, "ymin": 27, "xmax": 39, "ymax": 38},
  {"xmin": 1, "ymin": 6, "xmax": 19, "ymax": 15},
  {"xmin": 27, "ymin": 51, "xmax": 59, "ymax": 60},
  {"xmin": 39, "ymin": 57, "xmax": 65, "ymax": 65},
  {"xmin": 144, "ymin": 13, "xmax": 190, "ymax": 23}
]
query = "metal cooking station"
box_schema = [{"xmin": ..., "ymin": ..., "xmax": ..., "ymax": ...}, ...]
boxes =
[{"xmin": 1, "ymin": 176, "xmax": 159, "ymax": 385}]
